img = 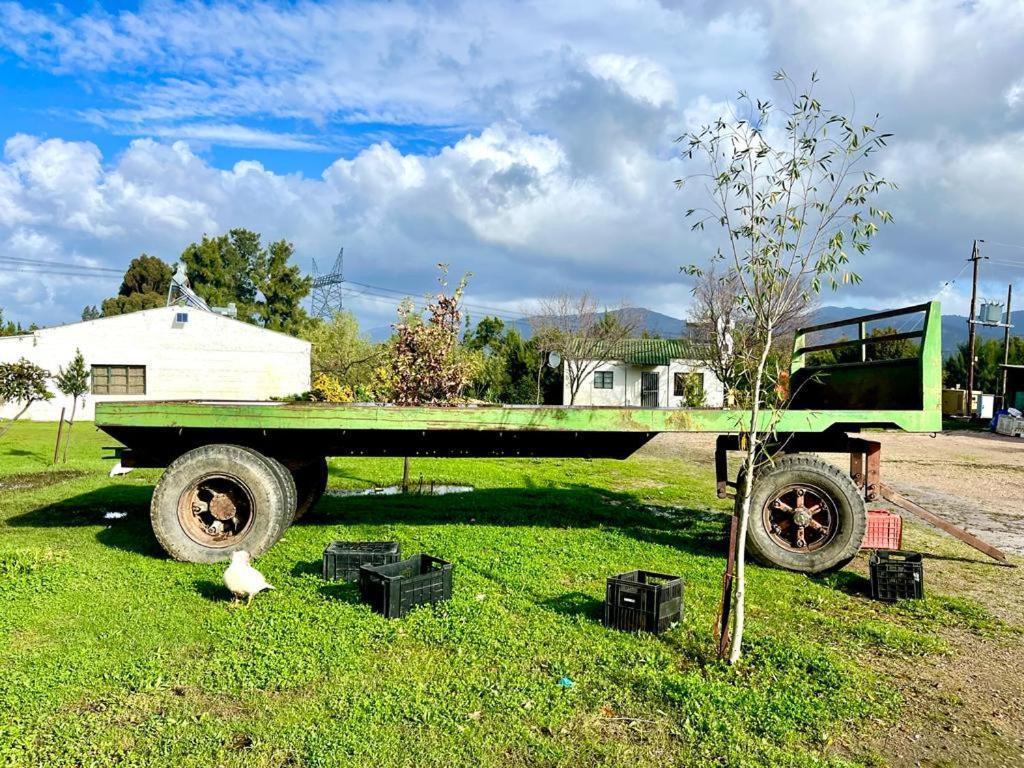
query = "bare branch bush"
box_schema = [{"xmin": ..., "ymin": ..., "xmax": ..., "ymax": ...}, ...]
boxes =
[
  {"xmin": 687, "ymin": 268, "xmax": 810, "ymax": 407},
  {"xmin": 528, "ymin": 293, "xmax": 637, "ymax": 405},
  {"xmin": 390, "ymin": 264, "xmax": 473, "ymax": 406}
]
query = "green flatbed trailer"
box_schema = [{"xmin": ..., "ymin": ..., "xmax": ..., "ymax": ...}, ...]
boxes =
[{"xmin": 95, "ymin": 302, "xmax": 943, "ymax": 574}]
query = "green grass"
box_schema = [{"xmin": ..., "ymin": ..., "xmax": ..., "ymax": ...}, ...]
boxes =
[{"xmin": 0, "ymin": 422, "xmax": 1009, "ymax": 767}]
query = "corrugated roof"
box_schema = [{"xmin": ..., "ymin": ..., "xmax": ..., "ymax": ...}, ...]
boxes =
[{"xmin": 585, "ymin": 338, "xmax": 705, "ymax": 366}]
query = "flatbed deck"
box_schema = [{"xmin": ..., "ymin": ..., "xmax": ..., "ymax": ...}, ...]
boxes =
[{"xmin": 95, "ymin": 400, "xmax": 940, "ymax": 434}]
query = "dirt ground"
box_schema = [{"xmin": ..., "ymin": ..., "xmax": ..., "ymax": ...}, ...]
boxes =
[{"xmin": 642, "ymin": 429, "xmax": 1024, "ymax": 767}]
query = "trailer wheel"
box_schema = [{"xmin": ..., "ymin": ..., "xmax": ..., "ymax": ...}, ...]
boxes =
[
  {"xmin": 742, "ymin": 455, "xmax": 866, "ymax": 574},
  {"xmin": 151, "ymin": 444, "xmax": 291, "ymax": 563},
  {"xmin": 239, "ymin": 448, "xmax": 296, "ymax": 524},
  {"xmin": 290, "ymin": 456, "xmax": 328, "ymax": 520}
]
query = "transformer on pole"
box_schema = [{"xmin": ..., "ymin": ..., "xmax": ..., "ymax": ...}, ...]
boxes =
[{"xmin": 311, "ymin": 246, "xmax": 345, "ymax": 319}]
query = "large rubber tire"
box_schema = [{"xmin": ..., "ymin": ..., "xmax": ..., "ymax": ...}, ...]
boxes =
[
  {"xmin": 290, "ymin": 456, "xmax": 328, "ymax": 520},
  {"xmin": 743, "ymin": 455, "xmax": 866, "ymax": 574},
  {"xmin": 151, "ymin": 444, "xmax": 291, "ymax": 563},
  {"xmin": 238, "ymin": 447, "xmax": 297, "ymax": 523}
]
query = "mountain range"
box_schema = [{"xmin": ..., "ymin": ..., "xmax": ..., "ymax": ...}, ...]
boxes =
[{"xmin": 369, "ymin": 304, "xmax": 1005, "ymax": 358}]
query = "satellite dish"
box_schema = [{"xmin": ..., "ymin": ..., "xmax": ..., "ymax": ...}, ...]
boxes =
[{"xmin": 547, "ymin": 352, "xmax": 562, "ymax": 368}]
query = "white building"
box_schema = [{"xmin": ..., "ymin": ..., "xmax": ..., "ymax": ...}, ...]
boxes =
[
  {"xmin": 0, "ymin": 306, "xmax": 311, "ymax": 421},
  {"xmin": 563, "ymin": 339, "xmax": 724, "ymax": 408}
]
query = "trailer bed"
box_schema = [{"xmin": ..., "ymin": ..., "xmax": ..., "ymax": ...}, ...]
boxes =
[{"xmin": 90, "ymin": 302, "xmax": 943, "ymax": 570}]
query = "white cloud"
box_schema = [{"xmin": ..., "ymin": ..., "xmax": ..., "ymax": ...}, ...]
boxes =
[
  {"xmin": 586, "ymin": 54, "xmax": 677, "ymax": 107},
  {"xmin": 0, "ymin": 1, "xmax": 763, "ymax": 140},
  {"xmin": 0, "ymin": 124, "xmax": 695, "ymax": 324},
  {"xmin": 142, "ymin": 124, "xmax": 326, "ymax": 151},
  {"xmin": 1007, "ymin": 78, "xmax": 1024, "ymax": 110},
  {"xmin": 0, "ymin": 0, "xmax": 1023, "ymax": 327}
]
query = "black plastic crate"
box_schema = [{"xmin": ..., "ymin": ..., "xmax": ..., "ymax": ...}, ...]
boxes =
[
  {"xmin": 359, "ymin": 554, "xmax": 453, "ymax": 618},
  {"xmin": 322, "ymin": 541, "xmax": 401, "ymax": 582},
  {"xmin": 869, "ymin": 550, "xmax": 924, "ymax": 601},
  {"xmin": 603, "ymin": 570, "xmax": 683, "ymax": 634}
]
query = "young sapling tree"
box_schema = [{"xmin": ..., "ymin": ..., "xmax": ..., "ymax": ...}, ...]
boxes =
[
  {"xmin": 55, "ymin": 349, "xmax": 90, "ymax": 462},
  {"xmin": 678, "ymin": 72, "xmax": 894, "ymax": 662}
]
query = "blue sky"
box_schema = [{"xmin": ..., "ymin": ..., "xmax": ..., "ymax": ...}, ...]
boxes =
[{"xmin": 1, "ymin": 0, "xmax": 1024, "ymax": 329}]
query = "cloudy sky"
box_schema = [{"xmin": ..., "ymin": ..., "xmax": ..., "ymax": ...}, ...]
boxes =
[{"xmin": 1, "ymin": 0, "xmax": 1023, "ymax": 330}]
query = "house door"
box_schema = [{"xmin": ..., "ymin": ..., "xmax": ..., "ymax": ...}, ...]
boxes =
[{"xmin": 641, "ymin": 371, "xmax": 660, "ymax": 408}]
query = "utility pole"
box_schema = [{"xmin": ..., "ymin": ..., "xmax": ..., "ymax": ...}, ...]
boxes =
[
  {"xmin": 965, "ymin": 239, "xmax": 983, "ymax": 417},
  {"xmin": 1002, "ymin": 283, "xmax": 1013, "ymax": 406}
]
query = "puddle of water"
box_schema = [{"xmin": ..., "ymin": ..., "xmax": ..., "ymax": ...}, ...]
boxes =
[{"xmin": 326, "ymin": 484, "xmax": 474, "ymax": 498}]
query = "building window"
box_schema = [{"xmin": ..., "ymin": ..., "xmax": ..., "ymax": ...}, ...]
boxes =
[
  {"xmin": 92, "ymin": 365, "xmax": 146, "ymax": 395},
  {"xmin": 593, "ymin": 370, "xmax": 614, "ymax": 389},
  {"xmin": 674, "ymin": 371, "xmax": 704, "ymax": 397},
  {"xmin": 175, "ymin": 312, "xmax": 189, "ymax": 324}
]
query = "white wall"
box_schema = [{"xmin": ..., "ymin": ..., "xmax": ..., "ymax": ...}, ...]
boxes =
[
  {"xmin": 0, "ymin": 307, "xmax": 311, "ymax": 421},
  {"xmin": 563, "ymin": 359, "xmax": 724, "ymax": 408},
  {"xmin": 564, "ymin": 360, "xmax": 631, "ymax": 406}
]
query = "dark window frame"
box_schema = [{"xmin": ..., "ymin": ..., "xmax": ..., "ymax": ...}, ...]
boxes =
[
  {"xmin": 91, "ymin": 364, "xmax": 146, "ymax": 396},
  {"xmin": 593, "ymin": 370, "xmax": 614, "ymax": 389}
]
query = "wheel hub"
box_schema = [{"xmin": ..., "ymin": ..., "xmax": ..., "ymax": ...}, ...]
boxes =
[
  {"xmin": 762, "ymin": 484, "xmax": 838, "ymax": 553},
  {"xmin": 208, "ymin": 492, "xmax": 238, "ymax": 521},
  {"xmin": 177, "ymin": 474, "xmax": 255, "ymax": 547}
]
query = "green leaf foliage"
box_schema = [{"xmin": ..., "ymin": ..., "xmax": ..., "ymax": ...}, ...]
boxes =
[
  {"xmin": 181, "ymin": 229, "xmax": 311, "ymax": 335},
  {"xmin": 55, "ymin": 350, "xmax": 89, "ymax": 401},
  {"xmin": 0, "ymin": 358, "xmax": 52, "ymax": 437},
  {"xmin": 302, "ymin": 311, "xmax": 379, "ymax": 387},
  {"xmin": 100, "ymin": 254, "xmax": 173, "ymax": 316}
]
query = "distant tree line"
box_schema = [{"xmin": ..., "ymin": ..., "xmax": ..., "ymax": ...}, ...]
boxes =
[
  {"xmin": 0, "ymin": 308, "xmax": 38, "ymax": 337},
  {"xmin": 805, "ymin": 325, "xmax": 920, "ymax": 366}
]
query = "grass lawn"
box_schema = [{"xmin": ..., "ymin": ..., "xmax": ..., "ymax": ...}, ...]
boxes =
[{"xmin": 0, "ymin": 421, "xmax": 1019, "ymax": 767}]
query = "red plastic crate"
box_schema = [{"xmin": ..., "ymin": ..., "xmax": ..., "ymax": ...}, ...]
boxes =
[{"xmin": 862, "ymin": 510, "xmax": 903, "ymax": 550}]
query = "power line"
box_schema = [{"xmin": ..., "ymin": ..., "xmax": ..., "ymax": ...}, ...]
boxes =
[
  {"xmin": 343, "ymin": 278, "xmax": 527, "ymax": 321},
  {"xmin": 341, "ymin": 286, "xmax": 526, "ymax": 324},
  {"xmin": 893, "ymin": 260, "xmax": 971, "ymax": 333},
  {"xmin": 0, "ymin": 266, "xmax": 115, "ymax": 280},
  {"xmin": 0, "ymin": 256, "xmax": 121, "ymax": 273}
]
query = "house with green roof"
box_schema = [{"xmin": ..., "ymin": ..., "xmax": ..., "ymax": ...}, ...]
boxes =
[{"xmin": 561, "ymin": 338, "xmax": 724, "ymax": 408}]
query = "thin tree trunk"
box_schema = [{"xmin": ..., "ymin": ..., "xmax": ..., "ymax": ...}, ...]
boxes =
[
  {"xmin": 0, "ymin": 401, "xmax": 33, "ymax": 439},
  {"xmin": 729, "ymin": 328, "xmax": 773, "ymax": 664},
  {"xmin": 402, "ymin": 456, "xmax": 411, "ymax": 493},
  {"xmin": 62, "ymin": 399, "xmax": 77, "ymax": 463},
  {"xmin": 536, "ymin": 360, "xmax": 543, "ymax": 405}
]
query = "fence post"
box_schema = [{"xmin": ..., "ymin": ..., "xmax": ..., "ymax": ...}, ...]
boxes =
[{"xmin": 52, "ymin": 407, "xmax": 66, "ymax": 464}]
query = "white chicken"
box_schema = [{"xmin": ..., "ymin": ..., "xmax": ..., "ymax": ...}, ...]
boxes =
[{"xmin": 223, "ymin": 551, "xmax": 274, "ymax": 606}]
